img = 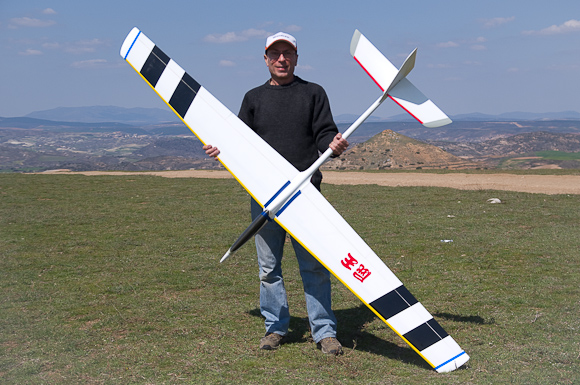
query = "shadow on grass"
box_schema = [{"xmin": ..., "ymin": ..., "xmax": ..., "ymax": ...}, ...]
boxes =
[
  {"xmin": 248, "ymin": 305, "xmax": 431, "ymax": 370},
  {"xmin": 335, "ymin": 305, "xmax": 430, "ymax": 370},
  {"xmin": 248, "ymin": 305, "xmax": 483, "ymax": 370},
  {"xmin": 433, "ymin": 312, "xmax": 493, "ymax": 324}
]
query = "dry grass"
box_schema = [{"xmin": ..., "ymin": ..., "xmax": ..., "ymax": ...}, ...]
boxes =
[{"xmin": 1, "ymin": 173, "xmax": 579, "ymax": 384}]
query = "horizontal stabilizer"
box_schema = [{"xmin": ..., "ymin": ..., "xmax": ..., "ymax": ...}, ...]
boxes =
[{"xmin": 350, "ymin": 29, "xmax": 452, "ymax": 128}]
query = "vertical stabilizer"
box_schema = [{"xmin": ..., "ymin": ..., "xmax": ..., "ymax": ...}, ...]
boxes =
[{"xmin": 350, "ymin": 30, "xmax": 452, "ymax": 128}]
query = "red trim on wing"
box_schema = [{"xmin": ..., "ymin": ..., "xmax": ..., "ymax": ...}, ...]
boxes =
[
  {"xmin": 388, "ymin": 95, "xmax": 424, "ymax": 125},
  {"xmin": 354, "ymin": 55, "xmax": 385, "ymax": 92},
  {"xmin": 354, "ymin": 54, "xmax": 424, "ymax": 125}
]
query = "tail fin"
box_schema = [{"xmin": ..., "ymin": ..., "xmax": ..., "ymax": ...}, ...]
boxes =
[{"xmin": 350, "ymin": 29, "xmax": 452, "ymax": 128}]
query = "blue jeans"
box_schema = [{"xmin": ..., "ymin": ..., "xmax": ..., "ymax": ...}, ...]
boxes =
[{"xmin": 251, "ymin": 199, "xmax": 337, "ymax": 343}]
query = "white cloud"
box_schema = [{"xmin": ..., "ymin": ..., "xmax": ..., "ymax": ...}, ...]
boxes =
[
  {"xmin": 469, "ymin": 37, "xmax": 487, "ymax": 51},
  {"xmin": 19, "ymin": 49, "xmax": 42, "ymax": 56},
  {"xmin": 9, "ymin": 17, "xmax": 56, "ymax": 28},
  {"xmin": 436, "ymin": 37, "xmax": 486, "ymax": 51},
  {"xmin": 72, "ymin": 59, "xmax": 124, "ymax": 69},
  {"xmin": 42, "ymin": 8, "xmax": 57, "ymax": 15},
  {"xmin": 240, "ymin": 28, "xmax": 268, "ymax": 39},
  {"xmin": 65, "ymin": 38, "xmax": 106, "ymax": 54},
  {"xmin": 204, "ymin": 28, "xmax": 269, "ymax": 44},
  {"xmin": 204, "ymin": 25, "xmax": 302, "ymax": 44},
  {"xmin": 436, "ymin": 41, "xmax": 459, "ymax": 48},
  {"xmin": 42, "ymin": 38, "xmax": 106, "ymax": 54},
  {"xmin": 481, "ymin": 17, "xmax": 515, "ymax": 28},
  {"xmin": 71, "ymin": 59, "xmax": 108, "ymax": 68},
  {"xmin": 285, "ymin": 25, "xmax": 302, "ymax": 32},
  {"xmin": 219, "ymin": 60, "xmax": 236, "ymax": 67},
  {"xmin": 204, "ymin": 32, "xmax": 240, "ymax": 43},
  {"xmin": 523, "ymin": 19, "xmax": 580, "ymax": 35}
]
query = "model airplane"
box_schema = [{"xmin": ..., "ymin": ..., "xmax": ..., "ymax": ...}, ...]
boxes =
[{"xmin": 120, "ymin": 27, "xmax": 467, "ymax": 373}]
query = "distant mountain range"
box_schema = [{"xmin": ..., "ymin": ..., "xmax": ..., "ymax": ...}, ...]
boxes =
[
  {"xmin": 12, "ymin": 106, "xmax": 580, "ymax": 125},
  {"xmin": 0, "ymin": 116, "xmax": 149, "ymax": 134},
  {"xmin": 3, "ymin": 105, "xmax": 580, "ymax": 172},
  {"xmin": 24, "ymin": 106, "xmax": 181, "ymax": 125},
  {"xmin": 3, "ymin": 107, "xmax": 580, "ymax": 145}
]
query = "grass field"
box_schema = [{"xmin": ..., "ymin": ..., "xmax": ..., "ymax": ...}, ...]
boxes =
[
  {"xmin": 535, "ymin": 151, "xmax": 580, "ymax": 161},
  {"xmin": 1, "ymin": 173, "xmax": 579, "ymax": 384},
  {"xmin": 498, "ymin": 151, "xmax": 580, "ymax": 169}
]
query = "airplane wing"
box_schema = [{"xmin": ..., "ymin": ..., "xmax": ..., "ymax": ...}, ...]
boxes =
[
  {"xmin": 350, "ymin": 29, "xmax": 452, "ymax": 128},
  {"xmin": 120, "ymin": 27, "xmax": 298, "ymax": 208},
  {"xmin": 274, "ymin": 182, "xmax": 469, "ymax": 373},
  {"xmin": 120, "ymin": 27, "xmax": 468, "ymax": 373}
]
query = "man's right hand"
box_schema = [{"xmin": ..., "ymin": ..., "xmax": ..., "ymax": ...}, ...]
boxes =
[{"xmin": 203, "ymin": 144, "xmax": 220, "ymax": 159}]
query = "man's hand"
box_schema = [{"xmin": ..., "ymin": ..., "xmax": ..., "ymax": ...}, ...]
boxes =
[
  {"xmin": 203, "ymin": 144, "xmax": 220, "ymax": 159},
  {"xmin": 329, "ymin": 133, "xmax": 349, "ymax": 156}
]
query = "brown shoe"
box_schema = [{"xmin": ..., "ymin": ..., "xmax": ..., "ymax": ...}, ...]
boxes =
[
  {"xmin": 260, "ymin": 333, "xmax": 284, "ymax": 350},
  {"xmin": 317, "ymin": 337, "xmax": 343, "ymax": 355}
]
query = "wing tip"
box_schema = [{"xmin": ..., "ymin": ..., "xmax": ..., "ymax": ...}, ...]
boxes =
[
  {"xmin": 423, "ymin": 117, "xmax": 452, "ymax": 128},
  {"xmin": 350, "ymin": 29, "xmax": 362, "ymax": 57},
  {"xmin": 435, "ymin": 352, "xmax": 470, "ymax": 373},
  {"xmin": 120, "ymin": 27, "xmax": 141, "ymax": 59}
]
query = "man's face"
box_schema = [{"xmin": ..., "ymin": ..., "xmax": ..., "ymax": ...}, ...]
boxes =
[{"xmin": 264, "ymin": 41, "xmax": 298, "ymax": 85}]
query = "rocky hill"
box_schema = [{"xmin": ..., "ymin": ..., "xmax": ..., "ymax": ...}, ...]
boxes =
[{"xmin": 322, "ymin": 130, "xmax": 481, "ymax": 170}]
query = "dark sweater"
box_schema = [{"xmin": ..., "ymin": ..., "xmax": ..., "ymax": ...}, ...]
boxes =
[{"xmin": 238, "ymin": 77, "xmax": 338, "ymax": 189}]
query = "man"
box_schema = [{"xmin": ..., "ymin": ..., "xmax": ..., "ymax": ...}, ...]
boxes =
[{"xmin": 203, "ymin": 32, "xmax": 348, "ymax": 355}]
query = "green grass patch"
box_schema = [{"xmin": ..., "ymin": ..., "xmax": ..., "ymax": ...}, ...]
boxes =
[
  {"xmin": 1, "ymin": 173, "xmax": 579, "ymax": 384},
  {"xmin": 535, "ymin": 150, "xmax": 580, "ymax": 161}
]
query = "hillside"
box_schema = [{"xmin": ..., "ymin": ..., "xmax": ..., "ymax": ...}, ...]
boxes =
[
  {"xmin": 431, "ymin": 131, "xmax": 580, "ymax": 157},
  {"xmin": 322, "ymin": 130, "xmax": 481, "ymax": 170},
  {"xmin": 431, "ymin": 131, "xmax": 580, "ymax": 169},
  {"xmin": 2, "ymin": 114, "xmax": 580, "ymax": 172},
  {"xmin": 340, "ymin": 120, "xmax": 580, "ymax": 144}
]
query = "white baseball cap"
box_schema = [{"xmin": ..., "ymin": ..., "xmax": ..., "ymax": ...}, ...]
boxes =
[{"xmin": 265, "ymin": 32, "xmax": 297, "ymax": 51}]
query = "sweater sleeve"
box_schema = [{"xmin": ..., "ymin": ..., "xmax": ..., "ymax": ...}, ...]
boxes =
[
  {"xmin": 238, "ymin": 92, "xmax": 253, "ymax": 128},
  {"xmin": 311, "ymin": 85, "xmax": 339, "ymax": 154}
]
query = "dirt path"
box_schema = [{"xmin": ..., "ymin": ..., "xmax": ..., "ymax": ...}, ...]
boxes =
[
  {"xmin": 323, "ymin": 172, "xmax": 580, "ymax": 195},
  {"xmin": 40, "ymin": 169, "xmax": 580, "ymax": 195}
]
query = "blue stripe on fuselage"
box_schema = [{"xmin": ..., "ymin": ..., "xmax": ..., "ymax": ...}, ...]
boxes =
[
  {"xmin": 264, "ymin": 181, "xmax": 291, "ymax": 208},
  {"xmin": 276, "ymin": 190, "xmax": 301, "ymax": 217}
]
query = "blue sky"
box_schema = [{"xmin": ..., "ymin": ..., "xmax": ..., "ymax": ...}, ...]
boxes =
[{"xmin": 1, "ymin": 1, "xmax": 579, "ymax": 119}]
